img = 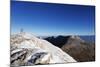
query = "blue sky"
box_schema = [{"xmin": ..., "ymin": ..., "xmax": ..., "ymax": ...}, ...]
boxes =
[{"xmin": 11, "ymin": 1, "xmax": 95, "ymax": 36}]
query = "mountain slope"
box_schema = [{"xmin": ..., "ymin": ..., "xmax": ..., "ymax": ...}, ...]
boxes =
[
  {"xmin": 11, "ymin": 32, "xmax": 76, "ymax": 66},
  {"xmin": 61, "ymin": 35, "xmax": 95, "ymax": 62}
]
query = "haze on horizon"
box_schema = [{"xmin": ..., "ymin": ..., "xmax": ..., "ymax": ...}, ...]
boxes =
[{"xmin": 11, "ymin": 1, "xmax": 95, "ymax": 36}]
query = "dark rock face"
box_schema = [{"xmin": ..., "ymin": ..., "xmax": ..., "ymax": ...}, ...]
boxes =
[
  {"xmin": 28, "ymin": 52, "xmax": 48, "ymax": 64},
  {"xmin": 44, "ymin": 36, "xmax": 70, "ymax": 48}
]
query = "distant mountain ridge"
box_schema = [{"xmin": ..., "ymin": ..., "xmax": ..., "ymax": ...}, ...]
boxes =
[
  {"xmin": 79, "ymin": 35, "xmax": 95, "ymax": 43},
  {"xmin": 43, "ymin": 35, "xmax": 95, "ymax": 48}
]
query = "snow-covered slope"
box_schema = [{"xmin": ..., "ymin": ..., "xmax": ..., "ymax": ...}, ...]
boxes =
[{"xmin": 11, "ymin": 32, "xmax": 76, "ymax": 66}]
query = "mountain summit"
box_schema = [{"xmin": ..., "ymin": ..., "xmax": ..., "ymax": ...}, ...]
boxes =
[
  {"xmin": 11, "ymin": 32, "xmax": 76, "ymax": 66},
  {"xmin": 66, "ymin": 35, "xmax": 85, "ymax": 46}
]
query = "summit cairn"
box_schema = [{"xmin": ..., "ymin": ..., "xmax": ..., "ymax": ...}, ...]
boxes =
[{"xmin": 20, "ymin": 28, "xmax": 25, "ymax": 35}]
